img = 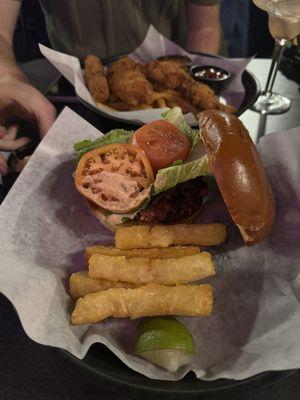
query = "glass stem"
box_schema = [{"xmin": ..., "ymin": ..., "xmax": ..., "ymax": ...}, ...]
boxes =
[{"xmin": 264, "ymin": 39, "xmax": 287, "ymax": 94}]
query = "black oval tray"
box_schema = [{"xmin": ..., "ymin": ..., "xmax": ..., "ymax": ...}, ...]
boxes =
[
  {"xmin": 69, "ymin": 53, "xmax": 279, "ymax": 397},
  {"xmin": 61, "ymin": 344, "xmax": 295, "ymax": 399}
]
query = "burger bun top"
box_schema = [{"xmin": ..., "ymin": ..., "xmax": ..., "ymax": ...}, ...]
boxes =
[{"xmin": 198, "ymin": 110, "xmax": 276, "ymax": 245}]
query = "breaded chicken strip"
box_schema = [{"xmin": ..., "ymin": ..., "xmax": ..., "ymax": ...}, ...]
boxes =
[
  {"xmin": 108, "ymin": 57, "xmax": 154, "ymax": 106},
  {"xmin": 218, "ymin": 102, "xmax": 237, "ymax": 114},
  {"xmin": 181, "ymin": 79, "xmax": 237, "ymax": 113},
  {"xmin": 107, "ymin": 57, "xmax": 136, "ymax": 76},
  {"xmin": 85, "ymin": 54, "xmax": 105, "ymax": 77},
  {"xmin": 71, "ymin": 283, "xmax": 213, "ymax": 324},
  {"xmin": 143, "ymin": 60, "xmax": 188, "ymax": 90},
  {"xmin": 84, "ymin": 55, "xmax": 109, "ymax": 103},
  {"xmin": 144, "ymin": 60, "xmax": 236, "ymax": 113},
  {"xmin": 157, "ymin": 55, "xmax": 191, "ymax": 71},
  {"xmin": 181, "ymin": 78, "xmax": 220, "ymax": 110}
]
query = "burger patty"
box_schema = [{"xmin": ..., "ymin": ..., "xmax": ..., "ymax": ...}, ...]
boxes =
[{"xmin": 138, "ymin": 177, "xmax": 208, "ymax": 224}]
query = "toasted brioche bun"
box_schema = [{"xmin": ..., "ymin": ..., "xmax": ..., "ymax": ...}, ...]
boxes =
[{"xmin": 198, "ymin": 110, "xmax": 276, "ymax": 245}]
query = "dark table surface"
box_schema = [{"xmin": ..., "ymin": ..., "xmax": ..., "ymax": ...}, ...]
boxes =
[{"xmin": 1, "ymin": 57, "xmax": 300, "ymax": 400}]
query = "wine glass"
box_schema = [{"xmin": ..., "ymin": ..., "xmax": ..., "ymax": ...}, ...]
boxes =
[{"xmin": 251, "ymin": 0, "xmax": 300, "ymax": 114}]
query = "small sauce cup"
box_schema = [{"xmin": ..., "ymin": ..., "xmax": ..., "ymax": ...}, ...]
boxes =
[{"xmin": 190, "ymin": 65, "xmax": 231, "ymax": 94}]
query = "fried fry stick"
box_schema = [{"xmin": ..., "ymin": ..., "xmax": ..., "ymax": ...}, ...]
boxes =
[
  {"xmin": 115, "ymin": 224, "xmax": 226, "ymax": 249},
  {"xmin": 71, "ymin": 283, "xmax": 213, "ymax": 325},
  {"xmin": 88, "ymin": 252, "xmax": 215, "ymax": 284},
  {"xmin": 129, "ymin": 103, "xmax": 153, "ymax": 110},
  {"xmin": 69, "ymin": 271, "xmax": 137, "ymax": 299},
  {"xmin": 85, "ymin": 245, "xmax": 200, "ymax": 261},
  {"xmin": 156, "ymin": 98, "xmax": 167, "ymax": 108}
]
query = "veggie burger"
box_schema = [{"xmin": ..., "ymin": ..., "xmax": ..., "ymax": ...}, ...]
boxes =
[{"xmin": 74, "ymin": 107, "xmax": 276, "ymax": 245}]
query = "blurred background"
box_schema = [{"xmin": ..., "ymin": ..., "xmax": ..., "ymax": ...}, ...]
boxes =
[{"xmin": 14, "ymin": 0, "xmax": 274, "ymax": 63}]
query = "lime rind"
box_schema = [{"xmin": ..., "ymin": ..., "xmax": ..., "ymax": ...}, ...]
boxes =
[
  {"xmin": 135, "ymin": 317, "xmax": 196, "ymax": 355},
  {"xmin": 139, "ymin": 349, "xmax": 194, "ymax": 372}
]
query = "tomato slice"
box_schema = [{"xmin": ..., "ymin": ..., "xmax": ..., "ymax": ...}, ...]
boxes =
[
  {"xmin": 132, "ymin": 120, "xmax": 191, "ymax": 171},
  {"xmin": 75, "ymin": 143, "xmax": 154, "ymax": 213}
]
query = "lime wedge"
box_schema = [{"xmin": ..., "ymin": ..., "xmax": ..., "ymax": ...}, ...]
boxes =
[
  {"xmin": 135, "ymin": 317, "xmax": 195, "ymax": 372},
  {"xmin": 138, "ymin": 349, "xmax": 194, "ymax": 372}
]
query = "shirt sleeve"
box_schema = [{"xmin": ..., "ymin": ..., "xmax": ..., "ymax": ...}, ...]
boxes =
[{"xmin": 188, "ymin": 0, "xmax": 221, "ymax": 5}]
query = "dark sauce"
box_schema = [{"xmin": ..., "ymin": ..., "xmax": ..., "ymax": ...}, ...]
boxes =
[
  {"xmin": 191, "ymin": 66, "xmax": 230, "ymax": 82},
  {"xmin": 190, "ymin": 65, "xmax": 231, "ymax": 94}
]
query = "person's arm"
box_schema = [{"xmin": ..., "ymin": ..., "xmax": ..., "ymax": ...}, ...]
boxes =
[
  {"xmin": 0, "ymin": 0, "xmax": 56, "ymax": 136},
  {"xmin": 0, "ymin": 0, "xmax": 23, "ymax": 75},
  {"xmin": 186, "ymin": 2, "xmax": 221, "ymax": 55}
]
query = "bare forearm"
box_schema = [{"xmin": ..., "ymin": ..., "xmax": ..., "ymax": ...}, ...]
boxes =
[
  {"xmin": 186, "ymin": 4, "xmax": 221, "ymax": 54},
  {"xmin": 0, "ymin": 1, "xmax": 56, "ymax": 136},
  {"xmin": 186, "ymin": 25, "xmax": 220, "ymax": 54},
  {"xmin": 0, "ymin": 34, "xmax": 25, "ymax": 79},
  {"xmin": 0, "ymin": 0, "xmax": 24, "ymax": 77}
]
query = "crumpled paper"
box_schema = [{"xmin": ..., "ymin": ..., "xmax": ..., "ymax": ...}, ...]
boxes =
[
  {"xmin": 0, "ymin": 107, "xmax": 300, "ymax": 381},
  {"xmin": 39, "ymin": 25, "xmax": 250, "ymax": 125}
]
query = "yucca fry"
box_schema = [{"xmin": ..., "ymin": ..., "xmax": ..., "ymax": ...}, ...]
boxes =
[
  {"xmin": 129, "ymin": 103, "xmax": 153, "ymax": 111},
  {"xmin": 71, "ymin": 283, "xmax": 213, "ymax": 325},
  {"xmin": 88, "ymin": 252, "xmax": 215, "ymax": 285},
  {"xmin": 166, "ymin": 100, "xmax": 178, "ymax": 108},
  {"xmin": 156, "ymin": 98, "xmax": 167, "ymax": 108},
  {"xmin": 69, "ymin": 271, "xmax": 137, "ymax": 299},
  {"xmin": 150, "ymin": 91, "xmax": 168, "ymax": 102},
  {"xmin": 85, "ymin": 245, "xmax": 200, "ymax": 261},
  {"xmin": 115, "ymin": 224, "xmax": 227, "ymax": 249}
]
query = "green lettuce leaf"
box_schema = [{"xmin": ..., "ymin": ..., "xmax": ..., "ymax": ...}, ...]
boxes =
[
  {"xmin": 171, "ymin": 159, "xmax": 184, "ymax": 167},
  {"xmin": 162, "ymin": 106, "xmax": 200, "ymax": 149},
  {"xmin": 73, "ymin": 139, "xmax": 94, "ymax": 152},
  {"xmin": 153, "ymin": 155, "xmax": 209, "ymax": 195},
  {"xmin": 74, "ymin": 129, "xmax": 134, "ymax": 159}
]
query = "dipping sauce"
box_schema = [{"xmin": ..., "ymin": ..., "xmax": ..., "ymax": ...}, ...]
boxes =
[
  {"xmin": 195, "ymin": 67, "xmax": 229, "ymax": 80},
  {"xmin": 190, "ymin": 65, "xmax": 231, "ymax": 94},
  {"xmin": 191, "ymin": 66, "xmax": 230, "ymax": 81}
]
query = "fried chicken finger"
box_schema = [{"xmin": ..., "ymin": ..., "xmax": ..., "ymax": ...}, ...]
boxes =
[
  {"xmin": 108, "ymin": 57, "xmax": 154, "ymax": 106},
  {"xmin": 84, "ymin": 55, "xmax": 110, "ymax": 103}
]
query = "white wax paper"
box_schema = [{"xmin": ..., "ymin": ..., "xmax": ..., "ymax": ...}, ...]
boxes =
[
  {"xmin": 1, "ymin": 107, "xmax": 300, "ymax": 381},
  {"xmin": 39, "ymin": 25, "xmax": 250, "ymax": 125}
]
